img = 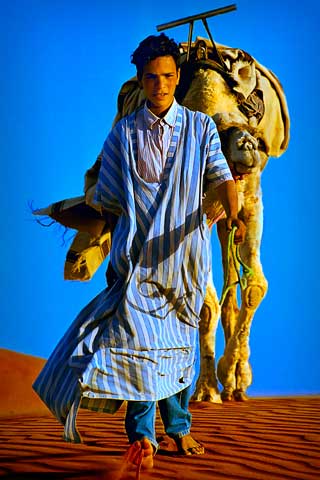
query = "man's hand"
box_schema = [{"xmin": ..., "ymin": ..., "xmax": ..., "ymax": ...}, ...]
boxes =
[{"xmin": 226, "ymin": 217, "xmax": 246, "ymax": 244}]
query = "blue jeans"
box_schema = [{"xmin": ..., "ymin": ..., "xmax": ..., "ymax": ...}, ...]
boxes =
[{"xmin": 125, "ymin": 385, "xmax": 192, "ymax": 450}]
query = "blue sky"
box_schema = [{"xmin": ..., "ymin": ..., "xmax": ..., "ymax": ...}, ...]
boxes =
[{"xmin": 1, "ymin": 0, "xmax": 319, "ymax": 396}]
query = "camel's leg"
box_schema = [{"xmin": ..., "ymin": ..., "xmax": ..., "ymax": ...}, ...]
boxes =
[
  {"xmin": 216, "ymin": 219, "xmax": 241, "ymax": 401},
  {"xmin": 231, "ymin": 252, "xmax": 268, "ymax": 401},
  {"xmin": 192, "ymin": 275, "xmax": 222, "ymax": 403},
  {"xmin": 231, "ymin": 185, "xmax": 268, "ymax": 400},
  {"xmin": 217, "ymin": 190, "xmax": 268, "ymax": 401}
]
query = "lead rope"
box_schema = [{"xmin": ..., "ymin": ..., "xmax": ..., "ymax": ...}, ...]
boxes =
[{"xmin": 219, "ymin": 226, "xmax": 253, "ymax": 306}]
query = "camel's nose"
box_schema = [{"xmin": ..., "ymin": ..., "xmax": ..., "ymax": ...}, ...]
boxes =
[
  {"xmin": 243, "ymin": 140, "xmax": 254, "ymax": 150},
  {"xmin": 238, "ymin": 136, "xmax": 258, "ymax": 151}
]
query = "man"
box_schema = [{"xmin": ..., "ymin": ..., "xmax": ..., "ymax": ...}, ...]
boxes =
[{"xmin": 33, "ymin": 33, "xmax": 245, "ymax": 470}]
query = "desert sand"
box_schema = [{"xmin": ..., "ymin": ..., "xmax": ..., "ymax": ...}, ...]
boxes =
[{"xmin": 0, "ymin": 348, "xmax": 319, "ymax": 479}]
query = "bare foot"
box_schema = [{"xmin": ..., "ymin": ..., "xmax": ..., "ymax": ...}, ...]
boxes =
[
  {"xmin": 124, "ymin": 438, "xmax": 154, "ymax": 470},
  {"xmin": 175, "ymin": 434, "xmax": 205, "ymax": 455}
]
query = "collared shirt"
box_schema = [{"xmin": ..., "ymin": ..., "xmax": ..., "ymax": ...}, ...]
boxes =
[{"xmin": 136, "ymin": 99, "xmax": 178, "ymax": 182}]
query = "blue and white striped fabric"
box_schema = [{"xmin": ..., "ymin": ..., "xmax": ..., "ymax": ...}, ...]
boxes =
[{"xmin": 33, "ymin": 103, "xmax": 232, "ymax": 442}]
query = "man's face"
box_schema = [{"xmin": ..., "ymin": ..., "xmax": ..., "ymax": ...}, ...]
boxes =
[{"xmin": 140, "ymin": 55, "xmax": 180, "ymax": 117}]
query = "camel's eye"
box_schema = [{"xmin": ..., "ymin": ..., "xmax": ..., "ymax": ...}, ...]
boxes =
[{"xmin": 257, "ymin": 137, "xmax": 267, "ymax": 153}]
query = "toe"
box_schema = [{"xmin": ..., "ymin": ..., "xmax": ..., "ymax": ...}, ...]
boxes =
[{"xmin": 177, "ymin": 435, "xmax": 205, "ymax": 456}]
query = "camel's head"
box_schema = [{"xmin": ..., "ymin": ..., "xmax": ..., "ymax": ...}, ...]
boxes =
[
  {"xmin": 213, "ymin": 112, "xmax": 267, "ymax": 178},
  {"xmin": 220, "ymin": 127, "xmax": 261, "ymax": 177}
]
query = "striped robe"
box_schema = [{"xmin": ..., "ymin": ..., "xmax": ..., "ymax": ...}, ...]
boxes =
[{"xmin": 33, "ymin": 103, "xmax": 232, "ymax": 442}]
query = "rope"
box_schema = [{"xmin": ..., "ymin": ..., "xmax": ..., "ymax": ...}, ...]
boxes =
[{"xmin": 219, "ymin": 226, "xmax": 253, "ymax": 306}]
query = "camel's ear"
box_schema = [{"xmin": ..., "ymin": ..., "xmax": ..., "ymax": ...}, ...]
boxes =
[{"xmin": 253, "ymin": 64, "xmax": 290, "ymax": 157}]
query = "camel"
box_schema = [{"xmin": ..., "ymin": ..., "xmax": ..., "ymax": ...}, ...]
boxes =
[
  {"xmin": 184, "ymin": 40, "xmax": 290, "ymax": 402},
  {"xmin": 34, "ymin": 37, "xmax": 290, "ymax": 403}
]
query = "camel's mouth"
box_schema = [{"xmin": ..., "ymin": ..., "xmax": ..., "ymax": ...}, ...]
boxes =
[{"xmin": 230, "ymin": 162, "xmax": 254, "ymax": 178}]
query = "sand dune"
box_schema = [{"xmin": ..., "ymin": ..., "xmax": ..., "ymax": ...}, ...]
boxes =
[
  {"xmin": 0, "ymin": 349, "xmax": 46, "ymax": 416},
  {"xmin": 0, "ymin": 349, "xmax": 319, "ymax": 479}
]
